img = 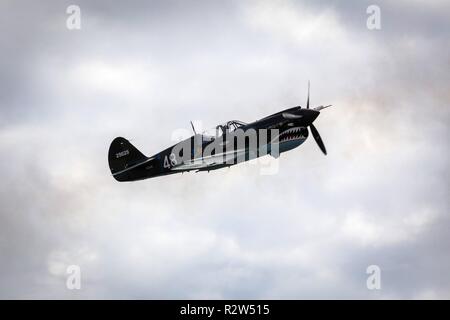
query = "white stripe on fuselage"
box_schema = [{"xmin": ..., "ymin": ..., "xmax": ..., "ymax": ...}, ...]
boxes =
[{"xmin": 112, "ymin": 157, "xmax": 154, "ymax": 176}]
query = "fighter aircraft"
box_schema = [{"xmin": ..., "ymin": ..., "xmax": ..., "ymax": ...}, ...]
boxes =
[{"xmin": 108, "ymin": 83, "xmax": 331, "ymax": 182}]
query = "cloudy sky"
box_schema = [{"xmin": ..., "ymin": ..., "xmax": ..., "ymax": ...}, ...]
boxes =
[{"xmin": 0, "ymin": 0, "xmax": 449, "ymax": 299}]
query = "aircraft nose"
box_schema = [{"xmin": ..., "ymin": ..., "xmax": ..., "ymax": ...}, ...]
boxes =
[{"xmin": 303, "ymin": 109, "xmax": 320, "ymax": 123}]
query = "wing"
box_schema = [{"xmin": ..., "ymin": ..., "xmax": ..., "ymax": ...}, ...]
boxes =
[{"xmin": 170, "ymin": 148, "xmax": 247, "ymax": 171}]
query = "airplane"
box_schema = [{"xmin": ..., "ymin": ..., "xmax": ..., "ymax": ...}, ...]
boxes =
[{"xmin": 108, "ymin": 82, "xmax": 332, "ymax": 182}]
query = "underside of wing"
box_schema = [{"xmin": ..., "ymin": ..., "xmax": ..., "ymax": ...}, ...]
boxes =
[{"xmin": 170, "ymin": 149, "xmax": 247, "ymax": 171}]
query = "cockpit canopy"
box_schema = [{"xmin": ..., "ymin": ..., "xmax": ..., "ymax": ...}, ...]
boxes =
[
  {"xmin": 216, "ymin": 120, "xmax": 247, "ymax": 135},
  {"xmin": 202, "ymin": 120, "xmax": 247, "ymax": 141}
]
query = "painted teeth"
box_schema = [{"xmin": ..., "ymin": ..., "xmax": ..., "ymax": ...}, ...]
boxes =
[{"xmin": 279, "ymin": 128, "xmax": 304, "ymax": 142}]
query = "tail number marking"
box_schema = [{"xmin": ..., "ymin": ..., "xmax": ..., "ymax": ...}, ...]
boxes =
[{"xmin": 116, "ymin": 150, "xmax": 130, "ymax": 158}]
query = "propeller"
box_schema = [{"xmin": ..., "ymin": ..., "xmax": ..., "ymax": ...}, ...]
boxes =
[
  {"xmin": 305, "ymin": 81, "xmax": 328, "ymax": 155},
  {"xmin": 306, "ymin": 80, "xmax": 310, "ymax": 109},
  {"xmin": 314, "ymin": 105, "xmax": 332, "ymax": 111},
  {"xmin": 310, "ymin": 123, "xmax": 327, "ymax": 155}
]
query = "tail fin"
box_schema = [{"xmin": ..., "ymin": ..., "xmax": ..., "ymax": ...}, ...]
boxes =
[{"xmin": 108, "ymin": 137, "xmax": 148, "ymax": 179}]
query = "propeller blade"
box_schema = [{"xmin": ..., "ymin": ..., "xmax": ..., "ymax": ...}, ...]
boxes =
[
  {"xmin": 314, "ymin": 104, "xmax": 332, "ymax": 111},
  {"xmin": 306, "ymin": 80, "xmax": 310, "ymax": 109},
  {"xmin": 310, "ymin": 123, "xmax": 327, "ymax": 155}
]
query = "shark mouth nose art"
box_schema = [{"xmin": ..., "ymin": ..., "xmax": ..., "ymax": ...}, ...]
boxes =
[{"xmin": 278, "ymin": 127, "xmax": 306, "ymax": 143}]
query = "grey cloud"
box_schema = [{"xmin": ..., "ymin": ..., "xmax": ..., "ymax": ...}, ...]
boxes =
[{"xmin": 0, "ymin": 0, "xmax": 448, "ymax": 299}]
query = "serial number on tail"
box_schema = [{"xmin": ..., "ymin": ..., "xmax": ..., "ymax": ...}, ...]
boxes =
[{"xmin": 116, "ymin": 150, "xmax": 130, "ymax": 158}]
